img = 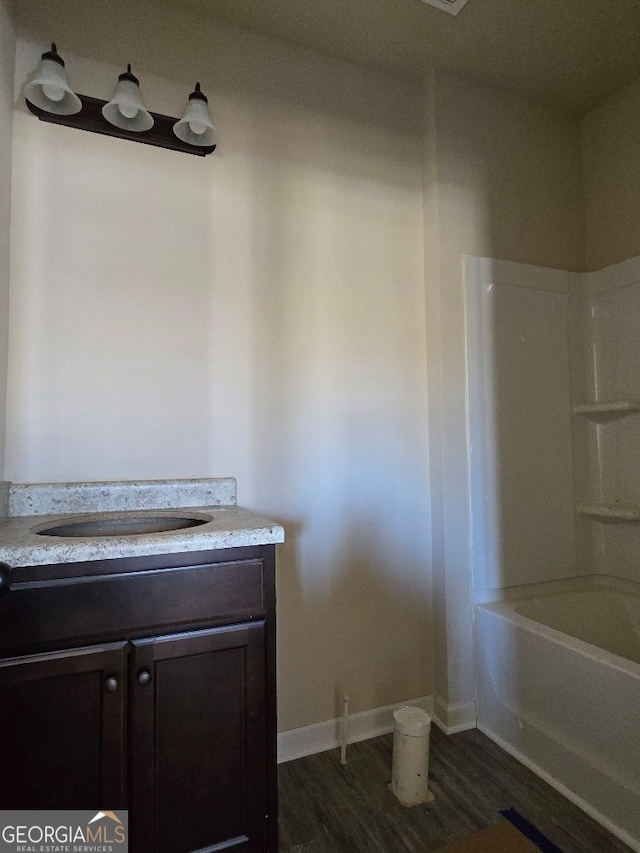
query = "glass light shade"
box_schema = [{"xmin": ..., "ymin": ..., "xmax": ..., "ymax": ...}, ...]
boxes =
[
  {"xmin": 174, "ymin": 84, "xmax": 217, "ymax": 147},
  {"xmin": 25, "ymin": 46, "xmax": 82, "ymax": 116},
  {"xmin": 102, "ymin": 67, "xmax": 154, "ymax": 132}
]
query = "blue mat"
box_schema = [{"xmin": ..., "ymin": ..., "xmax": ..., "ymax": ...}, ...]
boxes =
[{"xmin": 501, "ymin": 808, "xmax": 563, "ymax": 853}]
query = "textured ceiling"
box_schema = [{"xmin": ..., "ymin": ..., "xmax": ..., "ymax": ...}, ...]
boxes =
[{"xmin": 168, "ymin": 0, "xmax": 640, "ymax": 115}]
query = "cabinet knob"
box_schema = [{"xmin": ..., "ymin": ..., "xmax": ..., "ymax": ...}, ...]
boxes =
[
  {"xmin": 138, "ymin": 670, "xmax": 152, "ymax": 687},
  {"xmin": 0, "ymin": 563, "xmax": 11, "ymax": 598},
  {"xmin": 105, "ymin": 677, "xmax": 118, "ymax": 693}
]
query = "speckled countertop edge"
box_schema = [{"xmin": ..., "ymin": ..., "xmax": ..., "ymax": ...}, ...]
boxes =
[
  {"xmin": 0, "ymin": 482, "xmax": 8, "ymax": 523},
  {"xmin": 0, "ymin": 479, "xmax": 284, "ymax": 567},
  {"xmin": 0, "ymin": 505, "xmax": 284, "ymax": 567},
  {"xmin": 8, "ymin": 477, "xmax": 237, "ymax": 516}
]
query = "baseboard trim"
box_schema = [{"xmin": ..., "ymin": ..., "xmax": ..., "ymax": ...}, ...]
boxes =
[
  {"xmin": 478, "ymin": 723, "xmax": 640, "ymax": 853},
  {"xmin": 277, "ymin": 695, "xmax": 434, "ymax": 764},
  {"xmin": 433, "ymin": 695, "xmax": 477, "ymax": 734}
]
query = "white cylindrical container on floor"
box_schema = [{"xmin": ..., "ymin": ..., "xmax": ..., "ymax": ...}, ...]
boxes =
[{"xmin": 390, "ymin": 706, "xmax": 434, "ymax": 806}]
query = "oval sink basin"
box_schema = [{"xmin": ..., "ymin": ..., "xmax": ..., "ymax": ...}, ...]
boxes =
[{"xmin": 36, "ymin": 515, "xmax": 210, "ymax": 538}]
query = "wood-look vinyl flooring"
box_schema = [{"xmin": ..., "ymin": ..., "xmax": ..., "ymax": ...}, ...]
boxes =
[{"xmin": 278, "ymin": 727, "xmax": 633, "ymax": 853}]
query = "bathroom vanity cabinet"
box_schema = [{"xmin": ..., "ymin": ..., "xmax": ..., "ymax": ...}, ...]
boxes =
[{"xmin": 0, "ymin": 544, "xmax": 277, "ymax": 853}]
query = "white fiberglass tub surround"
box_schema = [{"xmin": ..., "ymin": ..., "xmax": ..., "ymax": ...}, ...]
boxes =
[
  {"xmin": 465, "ymin": 256, "xmax": 640, "ymax": 850},
  {"xmin": 476, "ymin": 576, "xmax": 640, "ymax": 852}
]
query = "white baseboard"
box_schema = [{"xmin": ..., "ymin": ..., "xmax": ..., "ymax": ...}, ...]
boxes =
[
  {"xmin": 478, "ymin": 723, "xmax": 640, "ymax": 853},
  {"xmin": 277, "ymin": 695, "xmax": 434, "ymax": 764},
  {"xmin": 433, "ymin": 695, "xmax": 477, "ymax": 734},
  {"xmin": 277, "ymin": 693, "xmax": 479, "ymax": 764}
]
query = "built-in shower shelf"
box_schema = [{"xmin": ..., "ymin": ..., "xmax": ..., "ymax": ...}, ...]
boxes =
[
  {"xmin": 577, "ymin": 503, "xmax": 640, "ymax": 522},
  {"xmin": 573, "ymin": 401, "xmax": 640, "ymax": 421}
]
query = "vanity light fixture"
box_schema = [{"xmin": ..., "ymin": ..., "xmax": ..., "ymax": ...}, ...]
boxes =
[
  {"xmin": 24, "ymin": 43, "xmax": 82, "ymax": 116},
  {"xmin": 24, "ymin": 44, "xmax": 217, "ymax": 157},
  {"xmin": 173, "ymin": 83, "xmax": 217, "ymax": 148},
  {"xmin": 102, "ymin": 65, "xmax": 154, "ymax": 133}
]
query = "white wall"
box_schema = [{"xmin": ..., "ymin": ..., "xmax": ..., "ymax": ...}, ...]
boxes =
[
  {"xmin": 424, "ymin": 71, "xmax": 584, "ymax": 717},
  {"xmin": 8, "ymin": 0, "xmax": 433, "ymax": 731},
  {"xmin": 0, "ymin": 0, "xmax": 16, "ymax": 482},
  {"xmin": 5, "ymin": 1, "xmax": 593, "ymax": 733},
  {"xmin": 582, "ymin": 73, "xmax": 640, "ymax": 271}
]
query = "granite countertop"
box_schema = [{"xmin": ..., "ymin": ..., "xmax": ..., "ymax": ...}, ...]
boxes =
[{"xmin": 0, "ymin": 478, "xmax": 284, "ymax": 568}]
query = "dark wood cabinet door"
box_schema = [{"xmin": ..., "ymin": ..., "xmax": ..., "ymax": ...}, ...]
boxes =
[
  {"xmin": 129, "ymin": 623, "xmax": 266, "ymax": 853},
  {"xmin": 0, "ymin": 641, "xmax": 127, "ymax": 809}
]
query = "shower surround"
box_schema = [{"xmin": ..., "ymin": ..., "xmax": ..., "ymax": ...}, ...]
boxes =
[{"xmin": 465, "ymin": 255, "xmax": 640, "ymax": 850}]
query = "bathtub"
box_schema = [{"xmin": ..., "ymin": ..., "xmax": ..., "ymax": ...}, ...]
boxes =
[{"xmin": 475, "ymin": 576, "xmax": 640, "ymax": 851}]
